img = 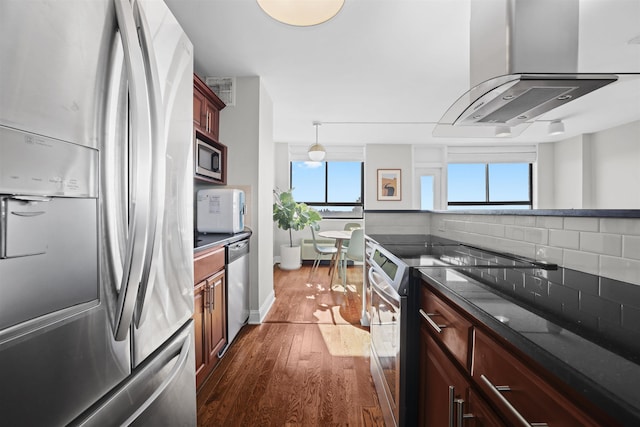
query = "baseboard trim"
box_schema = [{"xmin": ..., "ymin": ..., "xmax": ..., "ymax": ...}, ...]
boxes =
[{"xmin": 248, "ymin": 289, "xmax": 275, "ymax": 324}]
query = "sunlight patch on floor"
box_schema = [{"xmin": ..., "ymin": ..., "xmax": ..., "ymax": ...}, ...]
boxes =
[{"xmin": 317, "ymin": 324, "xmax": 371, "ymax": 357}]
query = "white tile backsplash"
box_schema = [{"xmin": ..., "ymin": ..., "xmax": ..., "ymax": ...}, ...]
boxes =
[
  {"xmin": 535, "ymin": 245, "xmax": 564, "ymax": 265},
  {"xmin": 580, "ymin": 232, "xmax": 622, "ymax": 256},
  {"xmin": 549, "ymin": 229, "xmax": 580, "ymax": 249},
  {"xmin": 524, "ymin": 227, "xmax": 549, "ymax": 245},
  {"xmin": 600, "ymin": 256, "xmax": 640, "ymax": 284},
  {"xmin": 600, "ymin": 218, "xmax": 640, "ymax": 236},
  {"xmin": 564, "ymin": 217, "xmax": 599, "ymax": 232},
  {"xmin": 429, "ymin": 212, "xmax": 640, "ymax": 286},
  {"xmin": 514, "ymin": 216, "xmax": 537, "ymax": 227},
  {"xmin": 563, "ymin": 249, "xmax": 600, "ymax": 275},
  {"xmin": 623, "ymin": 236, "xmax": 640, "ymax": 260},
  {"xmin": 536, "ymin": 216, "xmax": 564, "ymax": 229}
]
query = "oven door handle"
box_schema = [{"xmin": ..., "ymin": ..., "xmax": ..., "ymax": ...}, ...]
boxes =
[{"xmin": 368, "ymin": 268, "xmax": 401, "ymax": 307}]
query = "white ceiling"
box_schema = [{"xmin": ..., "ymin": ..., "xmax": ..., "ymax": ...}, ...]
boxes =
[{"xmin": 164, "ymin": 0, "xmax": 640, "ymax": 147}]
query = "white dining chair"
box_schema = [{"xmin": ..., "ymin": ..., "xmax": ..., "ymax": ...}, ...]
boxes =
[
  {"xmin": 310, "ymin": 225, "xmax": 339, "ymax": 274},
  {"xmin": 342, "ymin": 228, "xmax": 364, "ymax": 289}
]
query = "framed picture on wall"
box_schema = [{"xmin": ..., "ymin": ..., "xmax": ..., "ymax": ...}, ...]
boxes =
[{"xmin": 377, "ymin": 169, "xmax": 401, "ymax": 201}]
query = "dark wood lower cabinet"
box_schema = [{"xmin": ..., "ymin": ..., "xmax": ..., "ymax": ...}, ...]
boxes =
[
  {"xmin": 419, "ymin": 326, "xmax": 503, "ymax": 427},
  {"xmin": 419, "ymin": 279, "xmax": 620, "ymax": 427},
  {"xmin": 194, "ymin": 246, "xmax": 227, "ymax": 390}
]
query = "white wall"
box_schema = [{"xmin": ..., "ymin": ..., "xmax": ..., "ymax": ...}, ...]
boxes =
[
  {"xmin": 536, "ymin": 119, "xmax": 640, "ymax": 209},
  {"xmin": 219, "ymin": 76, "xmax": 275, "ymax": 324},
  {"xmin": 590, "ymin": 120, "xmax": 640, "ymax": 209},
  {"xmin": 365, "ymin": 144, "xmax": 413, "ymax": 210}
]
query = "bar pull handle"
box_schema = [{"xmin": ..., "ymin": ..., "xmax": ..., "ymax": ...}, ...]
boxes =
[
  {"xmin": 10, "ymin": 211, "xmax": 46, "ymax": 217},
  {"xmin": 448, "ymin": 386, "xmax": 455, "ymax": 427},
  {"xmin": 480, "ymin": 374, "xmax": 548, "ymax": 427},
  {"xmin": 455, "ymin": 398, "xmax": 475, "ymax": 426},
  {"xmin": 207, "ymin": 280, "xmax": 214, "ymax": 313},
  {"xmin": 419, "ymin": 309, "xmax": 447, "ymax": 334},
  {"xmin": 203, "ymin": 280, "xmax": 210, "ymax": 312},
  {"xmin": 112, "ymin": 0, "xmax": 153, "ymax": 341}
]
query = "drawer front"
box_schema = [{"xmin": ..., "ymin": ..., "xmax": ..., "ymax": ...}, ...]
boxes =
[
  {"xmin": 472, "ymin": 329, "xmax": 602, "ymax": 427},
  {"xmin": 194, "ymin": 245, "xmax": 225, "ymax": 284},
  {"xmin": 420, "ymin": 284, "xmax": 472, "ymax": 369}
]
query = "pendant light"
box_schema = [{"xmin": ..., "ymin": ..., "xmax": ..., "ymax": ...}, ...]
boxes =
[
  {"xmin": 257, "ymin": 0, "xmax": 345, "ymax": 27},
  {"xmin": 308, "ymin": 121, "xmax": 325, "ymax": 161}
]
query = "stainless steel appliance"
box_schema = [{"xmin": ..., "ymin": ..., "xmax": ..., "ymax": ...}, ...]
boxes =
[
  {"xmin": 365, "ymin": 234, "xmax": 558, "ymax": 426},
  {"xmin": 224, "ymin": 236, "xmax": 251, "ymax": 350},
  {"xmin": 0, "ymin": 0, "xmax": 196, "ymax": 425},
  {"xmin": 197, "ymin": 188, "xmax": 246, "ymax": 233},
  {"xmin": 367, "ymin": 243, "xmax": 418, "ymax": 427},
  {"xmin": 195, "ymin": 137, "xmax": 223, "ymax": 181},
  {"xmin": 433, "ymin": 0, "xmax": 637, "ymax": 139}
]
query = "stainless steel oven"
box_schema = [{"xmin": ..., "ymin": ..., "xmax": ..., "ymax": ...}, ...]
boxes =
[
  {"xmin": 369, "ymin": 268, "xmax": 402, "ymax": 426},
  {"xmin": 367, "ymin": 244, "xmax": 412, "ymax": 427}
]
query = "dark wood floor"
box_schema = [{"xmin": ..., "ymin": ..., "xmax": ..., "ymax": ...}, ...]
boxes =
[{"xmin": 196, "ymin": 263, "xmax": 385, "ymax": 426}]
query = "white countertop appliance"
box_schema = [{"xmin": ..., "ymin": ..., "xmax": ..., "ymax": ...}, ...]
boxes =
[{"xmin": 197, "ymin": 188, "xmax": 245, "ymax": 233}]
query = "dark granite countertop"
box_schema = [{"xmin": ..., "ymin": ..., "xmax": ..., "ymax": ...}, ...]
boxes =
[
  {"xmin": 417, "ymin": 267, "xmax": 640, "ymax": 426},
  {"xmin": 194, "ymin": 228, "xmax": 252, "ymax": 253}
]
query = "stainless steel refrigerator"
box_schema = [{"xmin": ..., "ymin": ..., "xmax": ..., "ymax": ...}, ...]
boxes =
[{"xmin": 0, "ymin": 0, "xmax": 196, "ymax": 425}]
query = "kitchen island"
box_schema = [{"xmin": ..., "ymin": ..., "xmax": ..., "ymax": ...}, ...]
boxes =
[{"xmin": 418, "ymin": 266, "xmax": 640, "ymax": 426}]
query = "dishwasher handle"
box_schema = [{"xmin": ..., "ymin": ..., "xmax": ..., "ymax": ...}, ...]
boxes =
[{"xmin": 228, "ymin": 238, "xmax": 250, "ymax": 263}]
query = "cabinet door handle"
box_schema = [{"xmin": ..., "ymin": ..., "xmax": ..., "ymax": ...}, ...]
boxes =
[
  {"xmin": 480, "ymin": 374, "xmax": 548, "ymax": 427},
  {"xmin": 448, "ymin": 386, "xmax": 455, "ymax": 427},
  {"xmin": 455, "ymin": 398, "xmax": 474, "ymax": 426},
  {"xmin": 211, "ymin": 279, "xmax": 222, "ymax": 310},
  {"xmin": 205, "ymin": 280, "xmax": 212, "ymax": 313},
  {"xmin": 419, "ymin": 309, "xmax": 447, "ymax": 334}
]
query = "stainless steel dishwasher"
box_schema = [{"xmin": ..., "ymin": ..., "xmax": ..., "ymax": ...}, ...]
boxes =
[{"xmin": 224, "ymin": 237, "xmax": 250, "ymax": 351}]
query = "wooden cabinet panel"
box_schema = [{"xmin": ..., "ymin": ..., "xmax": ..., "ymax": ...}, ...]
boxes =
[
  {"xmin": 419, "ymin": 279, "xmax": 617, "ymax": 427},
  {"xmin": 194, "ymin": 245, "xmax": 225, "ymax": 284},
  {"xmin": 193, "ymin": 87, "xmax": 205, "ymax": 129},
  {"xmin": 207, "ymin": 271, "xmax": 226, "ymax": 360},
  {"xmin": 194, "ymin": 245, "xmax": 227, "ymax": 390},
  {"xmin": 467, "ymin": 389, "xmax": 506, "ymax": 427},
  {"xmin": 420, "ymin": 285, "xmax": 472, "ymax": 369},
  {"xmin": 472, "ymin": 329, "xmax": 603, "ymax": 427},
  {"xmin": 194, "ymin": 280, "xmax": 207, "ymax": 385},
  {"xmin": 419, "ymin": 328, "xmax": 470, "ymax": 426},
  {"xmin": 193, "ymin": 74, "xmax": 225, "ymax": 142}
]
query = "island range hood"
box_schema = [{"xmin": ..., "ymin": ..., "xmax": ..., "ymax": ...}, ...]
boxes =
[{"xmin": 433, "ymin": 0, "xmax": 639, "ymax": 138}]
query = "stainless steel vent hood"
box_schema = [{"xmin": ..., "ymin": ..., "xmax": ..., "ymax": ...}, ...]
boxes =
[{"xmin": 433, "ymin": 0, "xmax": 636, "ymax": 138}]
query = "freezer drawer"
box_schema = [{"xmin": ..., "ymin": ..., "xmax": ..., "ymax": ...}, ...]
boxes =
[{"xmin": 70, "ymin": 321, "xmax": 196, "ymax": 426}]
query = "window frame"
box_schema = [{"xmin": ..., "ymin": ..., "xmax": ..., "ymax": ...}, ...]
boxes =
[
  {"xmin": 290, "ymin": 161, "xmax": 364, "ymax": 218},
  {"xmin": 447, "ymin": 163, "xmax": 533, "ymax": 209}
]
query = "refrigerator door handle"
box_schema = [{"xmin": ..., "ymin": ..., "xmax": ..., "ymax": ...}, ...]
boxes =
[
  {"xmin": 122, "ymin": 331, "xmax": 192, "ymax": 425},
  {"xmin": 132, "ymin": 0, "xmax": 166, "ymax": 327},
  {"xmin": 113, "ymin": 0, "xmax": 153, "ymax": 341}
]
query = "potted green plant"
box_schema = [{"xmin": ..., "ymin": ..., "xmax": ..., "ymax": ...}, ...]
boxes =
[{"xmin": 273, "ymin": 188, "xmax": 322, "ymax": 270}]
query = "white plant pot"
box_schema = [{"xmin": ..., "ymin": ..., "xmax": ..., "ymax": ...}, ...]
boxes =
[{"xmin": 279, "ymin": 244, "xmax": 301, "ymax": 270}]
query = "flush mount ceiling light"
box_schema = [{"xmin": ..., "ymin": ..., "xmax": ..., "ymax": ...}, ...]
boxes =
[
  {"xmin": 308, "ymin": 121, "xmax": 325, "ymax": 161},
  {"xmin": 495, "ymin": 126, "xmax": 512, "ymax": 137},
  {"xmin": 257, "ymin": 0, "xmax": 345, "ymax": 26},
  {"xmin": 548, "ymin": 120, "xmax": 565, "ymax": 136}
]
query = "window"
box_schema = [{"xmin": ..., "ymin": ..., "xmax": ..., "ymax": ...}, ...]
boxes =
[
  {"xmin": 290, "ymin": 161, "xmax": 364, "ymax": 218},
  {"xmin": 420, "ymin": 176, "xmax": 434, "ymax": 210},
  {"xmin": 447, "ymin": 163, "xmax": 532, "ymax": 209}
]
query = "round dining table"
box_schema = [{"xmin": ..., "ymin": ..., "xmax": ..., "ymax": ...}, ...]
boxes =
[{"xmin": 317, "ymin": 229, "xmax": 352, "ymax": 286}]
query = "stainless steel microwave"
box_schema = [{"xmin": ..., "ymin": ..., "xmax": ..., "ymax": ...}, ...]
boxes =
[{"xmin": 195, "ymin": 137, "xmax": 222, "ymax": 181}]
